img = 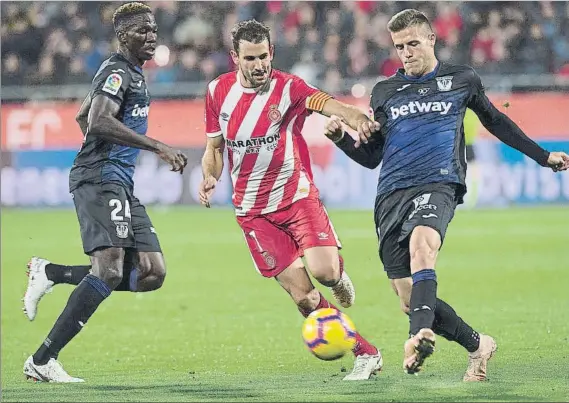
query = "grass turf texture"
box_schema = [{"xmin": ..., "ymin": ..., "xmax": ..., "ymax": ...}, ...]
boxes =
[{"xmin": 2, "ymin": 206, "xmax": 568, "ymax": 402}]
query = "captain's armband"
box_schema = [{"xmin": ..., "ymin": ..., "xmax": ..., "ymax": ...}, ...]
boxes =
[{"xmin": 305, "ymin": 91, "xmax": 333, "ymax": 112}]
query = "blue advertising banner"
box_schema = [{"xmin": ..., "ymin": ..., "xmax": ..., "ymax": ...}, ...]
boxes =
[{"xmin": 2, "ymin": 141, "xmax": 568, "ymax": 208}]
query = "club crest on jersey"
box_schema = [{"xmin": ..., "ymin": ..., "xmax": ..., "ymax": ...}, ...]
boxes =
[
  {"xmin": 268, "ymin": 104, "xmax": 282, "ymax": 123},
  {"xmin": 102, "ymin": 73, "xmax": 122, "ymax": 95},
  {"xmin": 436, "ymin": 76, "xmax": 453, "ymax": 92}
]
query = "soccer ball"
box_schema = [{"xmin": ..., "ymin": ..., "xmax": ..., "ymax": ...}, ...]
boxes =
[{"xmin": 301, "ymin": 308, "xmax": 357, "ymax": 361}]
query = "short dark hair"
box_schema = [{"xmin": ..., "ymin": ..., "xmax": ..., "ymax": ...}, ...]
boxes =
[
  {"xmin": 231, "ymin": 19, "xmax": 271, "ymax": 53},
  {"xmin": 113, "ymin": 2, "xmax": 152, "ymax": 33},
  {"xmin": 387, "ymin": 9, "xmax": 433, "ymax": 33}
]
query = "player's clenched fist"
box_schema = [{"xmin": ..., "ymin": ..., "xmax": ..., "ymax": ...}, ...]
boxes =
[
  {"xmin": 324, "ymin": 116, "xmax": 345, "ymax": 142},
  {"xmin": 199, "ymin": 176, "xmax": 218, "ymax": 208},
  {"xmin": 547, "ymin": 151, "xmax": 569, "ymax": 172}
]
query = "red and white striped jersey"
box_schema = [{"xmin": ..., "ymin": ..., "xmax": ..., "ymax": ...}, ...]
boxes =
[{"xmin": 205, "ymin": 69, "xmax": 326, "ymax": 216}]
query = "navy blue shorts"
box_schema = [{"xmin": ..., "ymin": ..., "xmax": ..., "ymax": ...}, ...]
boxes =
[
  {"xmin": 374, "ymin": 183, "xmax": 458, "ymax": 279},
  {"xmin": 72, "ymin": 183, "xmax": 162, "ymax": 255}
]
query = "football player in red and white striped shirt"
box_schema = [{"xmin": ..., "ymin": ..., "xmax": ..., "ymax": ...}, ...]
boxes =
[{"xmin": 199, "ymin": 20, "xmax": 382, "ymax": 380}]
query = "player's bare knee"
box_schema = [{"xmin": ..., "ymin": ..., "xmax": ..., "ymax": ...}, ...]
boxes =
[
  {"xmin": 310, "ymin": 257, "xmax": 340, "ymax": 287},
  {"xmin": 90, "ymin": 247, "xmax": 124, "ymax": 289},
  {"xmin": 410, "ymin": 246, "xmax": 438, "ymax": 271},
  {"xmin": 410, "ymin": 229, "xmax": 440, "ymax": 271},
  {"xmin": 410, "ymin": 226, "xmax": 441, "ymax": 253},
  {"xmin": 313, "ymin": 270, "xmax": 340, "ymax": 287},
  {"xmin": 296, "ymin": 288, "xmax": 321, "ymax": 312}
]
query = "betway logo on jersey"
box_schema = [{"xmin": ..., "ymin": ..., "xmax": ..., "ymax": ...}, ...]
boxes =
[
  {"xmin": 131, "ymin": 104, "xmax": 149, "ymax": 118},
  {"xmin": 226, "ymin": 133, "xmax": 281, "ymax": 154},
  {"xmin": 390, "ymin": 101, "xmax": 452, "ymax": 120}
]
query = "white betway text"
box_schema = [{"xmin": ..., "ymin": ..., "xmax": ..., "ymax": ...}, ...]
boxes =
[{"xmin": 390, "ymin": 101, "xmax": 452, "ymax": 120}]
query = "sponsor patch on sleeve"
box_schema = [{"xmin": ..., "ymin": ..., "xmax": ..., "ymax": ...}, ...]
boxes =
[{"xmin": 102, "ymin": 73, "xmax": 123, "ymax": 95}]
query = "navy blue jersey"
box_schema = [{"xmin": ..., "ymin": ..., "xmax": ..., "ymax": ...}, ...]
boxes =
[
  {"xmin": 371, "ymin": 62, "xmax": 473, "ymax": 201},
  {"xmin": 69, "ymin": 53, "xmax": 150, "ymax": 191},
  {"xmin": 334, "ymin": 62, "xmax": 549, "ymax": 204}
]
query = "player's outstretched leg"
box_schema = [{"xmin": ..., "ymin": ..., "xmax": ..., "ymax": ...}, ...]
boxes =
[
  {"xmin": 23, "ymin": 257, "xmax": 54, "ymax": 321},
  {"xmin": 24, "ymin": 248, "xmax": 123, "ymax": 382},
  {"xmin": 434, "ymin": 299, "xmax": 497, "ymax": 381},
  {"xmin": 392, "ymin": 277, "xmax": 497, "ymax": 381},
  {"xmin": 462, "ymin": 334, "xmax": 497, "ymax": 381},
  {"xmin": 22, "ymin": 257, "xmax": 91, "ymax": 321},
  {"xmin": 330, "ymin": 254, "xmax": 355, "ymax": 308},
  {"xmin": 404, "ymin": 226, "xmax": 440, "ymax": 374},
  {"xmin": 23, "ymin": 252, "xmax": 166, "ymax": 321},
  {"xmin": 304, "ymin": 248, "xmax": 355, "ymax": 308},
  {"xmin": 276, "ymin": 260, "xmax": 382, "ymax": 381}
]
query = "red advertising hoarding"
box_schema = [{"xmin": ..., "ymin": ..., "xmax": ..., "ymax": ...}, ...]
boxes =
[{"xmin": 1, "ymin": 93, "xmax": 568, "ymax": 151}]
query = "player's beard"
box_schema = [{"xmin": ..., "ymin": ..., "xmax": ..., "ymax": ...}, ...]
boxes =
[{"xmin": 248, "ymin": 67, "xmax": 271, "ymax": 94}]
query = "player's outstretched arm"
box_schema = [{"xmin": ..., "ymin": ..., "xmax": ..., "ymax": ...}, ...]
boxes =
[
  {"xmin": 468, "ymin": 71, "xmax": 569, "ymax": 172},
  {"xmin": 307, "ymin": 96, "xmax": 380, "ymax": 146},
  {"xmin": 88, "ymin": 95, "xmax": 187, "ymax": 172},
  {"xmin": 199, "ymin": 135, "xmax": 225, "ymax": 207},
  {"xmin": 324, "ymin": 116, "xmax": 384, "ymax": 169}
]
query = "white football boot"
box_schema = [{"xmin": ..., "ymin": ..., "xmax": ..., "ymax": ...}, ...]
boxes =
[
  {"xmin": 23, "ymin": 257, "xmax": 54, "ymax": 321},
  {"xmin": 23, "ymin": 355, "xmax": 84, "ymax": 383},
  {"xmin": 331, "ymin": 271, "xmax": 356, "ymax": 308},
  {"xmin": 343, "ymin": 352, "xmax": 383, "ymax": 381}
]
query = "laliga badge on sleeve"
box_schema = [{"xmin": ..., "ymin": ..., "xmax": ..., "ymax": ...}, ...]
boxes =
[{"xmin": 102, "ymin": 73, "xmax": 123, "ymax": 95}]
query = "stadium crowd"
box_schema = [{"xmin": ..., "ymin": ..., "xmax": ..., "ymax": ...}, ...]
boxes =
[{"xmin": 2, "ymin": 1, "xmax": 569, "ymax": 92}]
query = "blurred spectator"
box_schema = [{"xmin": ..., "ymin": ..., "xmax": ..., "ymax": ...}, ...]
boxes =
[
  {"xmin": 67, "ymin": 56, "xmax": 91, "ymax": 84},
  {"xmin": 173, "ymin": 3, "xmax": 214, "ymax": 48},
  {"xmin": 379, "ymin": 49, "xmax": 403, "ymax": 77},
  {"xmin": 200, "ymin": 57, "xmax": 218, "ymax": 82},
  {"xmin": 321, "ymin": 67, "xmax": 343, "ymax": 94},
  {"xmin": 291, "ymin": 49, "xmax": 320, "ymax": 83},
  {"xmin": 76, "ymin": 35, "xmax": 106, "ymax": 76},
  {"xmin": 177, "ymin": 49, "xmax": 205, "ymax": 82},
  {"xmin": 518, "ymin": 24, "xmax": 551, "ymax": 74},
  {"xmin": 437, "ymin": 28, "xmax": 467, "ymax": 65},
  {"xmin": 1, "ymin": 1, "xmax": 568, "ymax": 89},
  {"xmin": 1, "ymin": 53, "xmax": 25, "ymax": 86},
  {"xmin": 470, "ymin": 27, "xmax": 499, "ymax": 63},
  {"xmin": 322, "ymin": 35, "xmax": 341, "ymax": 73},
  {"xmin": 433, "ymin": 3, "xmax": 463, "ymax": 43},
  {"xmin": 346, "ymin": 37, "xmax": 373, "ymax": 78},
  {"xmin": 273, "ymin": 27, "xmax": 300, "ymax": 72},
  {"xmin": 27, "ymin": 55, "xmax": 56, "ymax": 86}
]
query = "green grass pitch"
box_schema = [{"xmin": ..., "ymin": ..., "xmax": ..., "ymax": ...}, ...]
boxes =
[{"xmin": 1, "ymin": 206, "xmax": 568, "ymax": 402}]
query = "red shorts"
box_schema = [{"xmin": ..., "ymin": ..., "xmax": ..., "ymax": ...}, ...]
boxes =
[{"xmin": 236, "ymin": 196, "xmax": 341, "ymax": 278}]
